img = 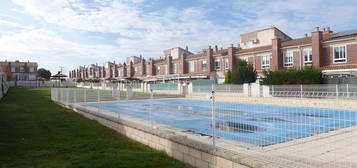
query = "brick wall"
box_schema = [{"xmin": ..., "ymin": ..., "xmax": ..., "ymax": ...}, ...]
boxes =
[
  {"xmin": 347, "ymin": 44, "xmax": 357, "ymax": 64},
  {"xmin": 293, "ymin": 51, "xmax": 301, "ymax": 68}
]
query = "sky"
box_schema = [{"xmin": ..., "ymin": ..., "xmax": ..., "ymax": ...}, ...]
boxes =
[{"xmin": 1, "ymin": 0, "xmax": 357, "ymax": 74}]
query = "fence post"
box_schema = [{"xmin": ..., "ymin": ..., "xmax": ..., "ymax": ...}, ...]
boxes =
[
  {"xmin": 66, "ymin": 89, "xmax": 69, "ymax": 105},
  {"xmin": 111, "ymin": 86, "xmax": 114, "ymax": 98},
  {"xmin": 336, "ymin": 84, "xmax": 339, "ymax": 99},
  {"xmin": 84, "ymin": 89, "xmax": 87, "ymax": 103},
  {"xmin": 198, "ymin": 83, "xmax": 201, "ymax": 92},
  {"xmin": 347, "ymin": 84, "xmax": 349, "ymax": 98},
  {"xmin": 210, "ymin": 88, "xmax": 216, "ymax": 147},
  {"xmin": 97, "ymin": 89, "xmax": 100, "ymax": 114},
  {"xmin": 150, "ymin": 89, "xmax": 154, "ymax": 129},
  {"xmin": 74, "ymin": 89, "xmax": 77, "ymax": 103},
  {"xmin": 300, "ymin": 85, "xmax": 303, "ymax": 98}
]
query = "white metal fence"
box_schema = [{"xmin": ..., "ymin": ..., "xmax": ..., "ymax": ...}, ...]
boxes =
[
  {"xmin": 272, "ymin": 84, "xmax": 357, "ymax": 99},
  {"xmin": 51, "ymin": 87, "xmax": 357, "ymax": 168},
  {"xmin": 7, "ymin": 80, "xmax": 76, "ymax": 87},
  {"xmin": 0, "ymin": 80, "xmax": 9, "ymax": 100},
  {"xmin": 193, "ymin": 84, "xmax": 243, "ymax": 93}
]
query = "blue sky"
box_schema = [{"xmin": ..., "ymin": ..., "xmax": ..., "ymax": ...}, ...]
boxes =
[{"xmin": 1, "ymin": 0, "xmax": 357, "ymax": 74}]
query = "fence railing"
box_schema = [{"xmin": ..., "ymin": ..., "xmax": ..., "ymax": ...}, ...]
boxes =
[
  {"xmin": 193, "ymin": 84, "xmax": 243, "ymax": 93},
  {"xmin": 150, "ymin": 83, "xmax": 178, "ymax": 90},
  {"xmin": 7, "ymin": 80, "xmax": 76, "ymax": 87},
  {"xmin": 51, "ymin": 87, "xmax": 357, "ymax": 168},
  {"xmin": 271, "ymin": 84, "xmax": 357, "ymax": 99}
]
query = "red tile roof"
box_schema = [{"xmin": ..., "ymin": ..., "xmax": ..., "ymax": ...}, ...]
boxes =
[{"xmin": 281, "ymin": 37, "xmax": 312, "ymax": 47}]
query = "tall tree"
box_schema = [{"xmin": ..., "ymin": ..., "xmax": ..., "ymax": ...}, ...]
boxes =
[
  {"xmin": 37, "ymin": 68, "xmax": 52, "ymax": 80},
  {"xmin": 230, "ymin": 59, "xmax": 257, "ymax": 84}
]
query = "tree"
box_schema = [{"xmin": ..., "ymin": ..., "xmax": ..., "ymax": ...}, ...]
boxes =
[
  {"xmin": 2, "ymin": 66, "xmax": 12, "ymax": 80},
  {"xmin": 37, "ymin": 68, "xmax": 52, "ymax": 80},
  {"xmin": 224, "ymin": 70, "xmax": 231, "ymax": 84},
  {"xmin": 229, "ymin": 59, "xmax": 257, "ymax": 84}
]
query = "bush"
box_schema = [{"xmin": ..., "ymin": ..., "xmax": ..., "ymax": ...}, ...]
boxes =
[
  {"xmin": 76, "ymin": 78, "xmax": 83, "ymax": 83},
  {"xmin": 224, "ymin": 70, "xmax": 231, "ymax": 84},
  {"xmin": 229, "ymin": 59, "xmax": 257, "ymax": 84},
  {"xmin": 261, "ymin": 66, "xmax": 322, "ymax": 85}
]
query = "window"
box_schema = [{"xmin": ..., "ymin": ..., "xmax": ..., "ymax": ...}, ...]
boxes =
[
  {"xmin": 261, "ymin": 55, "xmax": 270, "ymax": 69},
  {"xmin": 246, "ymin": 41, "xmax": 253, "ymax": 48},
  {"xmin": 333, "ymin": 46, "xmax": 347, "ymax": 63},
  {"xmin": 224, "ymin": 58, "xmax": 229, "ymax": 69},
  {"xmin": 214, "ymin": 59, "xmax": 221, "ymax": 70},
  {"xmin": 29, "ymin": 67, "xmax": 34, "ymax": 73},
  {"xmin": 165, "ymin": 65, "xmax": 168, "ymax": 74},
  {"xmin": 29, "ymin": 74, "xmax": 36, "ymax": 80},
  {"xmin": 11, "ymin": 67, "xmax": 15, "ymax": 73},
  {"xmin": 283, "ymin": 51, "xmax": 293, "ymax": 67},
  {"xmin": 189, "ymin": 61, "xmax": 195, "ymax": 72},
  {"xmin": 143, "ymin": 64, "xmax": 147, "ymax": 75},
  {"xmin": 134, "ymin": 67, "xmax": 138, "ymax": 73},
  {"xmin": 173, "ymin": 63, "xmax": 178, "ymax": 74},
  {"xmin": 20, "ymin": 67, "xmax": 24, "ymax": 72},
  {"xmin": 201, "ymin": 60, "xmax": 207, "ymax": 71},
  {"xmin": 303, "ymin": 50, "xmax": 312, "ymax": 65}
]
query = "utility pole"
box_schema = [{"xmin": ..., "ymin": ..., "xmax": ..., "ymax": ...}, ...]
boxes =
[{"xmin": 59, "ymin": 66, "xmax": 65, "ymax": 74}]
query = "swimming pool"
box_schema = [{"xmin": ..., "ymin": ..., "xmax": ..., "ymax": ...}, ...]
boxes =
[{"xmin": 86, "ymin": 99, "xmax": 357, "ymax": 146}]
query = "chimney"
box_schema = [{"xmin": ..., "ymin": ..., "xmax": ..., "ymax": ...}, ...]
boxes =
[
  {"xmin": 305, "ymin": 33, "xmax": 308, "ymax": 37},
  {"xmin": 271, "ymin": 38, "xmax": 282, "ymax": 70},
  {"xmin": 230, "ymin": 44, "xmax": 234, "ymax": 48},
  {"xmin": 185, "ymin": 45, "xmax": 188, "ymax": 51},
  {"xmin": 312, "ymin": 29, "xmax": 323, "ymax": 67},
  {"xmin": 324, "ymin": 27, "xmax": 333, "ymax": 34},
  {"xmin": 215, "ymin": 45, "xmax": 218, "ymax": 51},
  {"xmin": 315, "ymin": 27, "xmax": 320, "ymax": 31},
  {"xmin": 323, "ymin": 28, "xmax": 326, "ymax": 32}
]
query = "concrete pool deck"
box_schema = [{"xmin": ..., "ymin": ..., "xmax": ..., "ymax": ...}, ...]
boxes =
[
  {"xmin": 54, "ymin": 98, "xmax": 357, "ymax": 168},
  {"xmin": 189, "ymin": 93, "xmax": 357, "ymax": 111}
]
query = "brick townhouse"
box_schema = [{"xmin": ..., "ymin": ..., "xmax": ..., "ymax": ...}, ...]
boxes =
[
  {"xmin": 0, "ymin": 60, "xmax": 38, "ymax": 81},
  {"xmin": 69, "ymin": 27, "xmax": 357, "ymax": 83}
]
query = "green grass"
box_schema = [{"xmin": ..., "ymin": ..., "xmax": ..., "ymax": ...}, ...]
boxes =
[{"xmin": 0, "ymin": 88, "xmax": 191, "ymax": 168}]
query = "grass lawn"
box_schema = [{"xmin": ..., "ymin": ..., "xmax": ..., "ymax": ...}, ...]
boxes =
[{"xmin": 0, "ymin": 88, "xmax": 191, "ymax": 168}]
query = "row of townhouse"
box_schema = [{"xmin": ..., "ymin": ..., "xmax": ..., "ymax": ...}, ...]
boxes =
[
  {"xmin": 69, "ymin": 26, "xmax": 357, "ymax": 83},
  {"xmin": 0, "ymin": 60, "xmax": 38, "ymax": 81}
]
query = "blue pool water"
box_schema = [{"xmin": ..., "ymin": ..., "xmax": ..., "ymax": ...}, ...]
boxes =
[{"xmin": 86, "ymin": 99, "xmax": 357, "ymax": 146}]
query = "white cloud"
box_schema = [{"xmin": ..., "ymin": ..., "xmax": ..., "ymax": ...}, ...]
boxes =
[
  {"xmin": 10, "ymin": 0, "xmax": 241, "ymax": 52},
  {"xmin": 0, "ymin": 29, "xmax": 122, "ymax": 73},
  {"xmin": 231, "ymin": 0, "xmax": 357, "ymax": 36},
  {"xmin": 5, "ymin": 0, "xmax": 357, "ymax": 73}
]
